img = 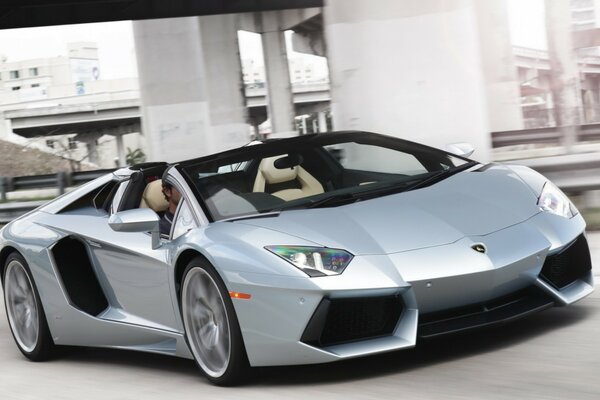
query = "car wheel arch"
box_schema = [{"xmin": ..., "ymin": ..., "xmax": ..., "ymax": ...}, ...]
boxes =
[
  {"xmin": 174, "ymin": 249, "xmax": 218, "ymax": 301},
  {"xmin": 0, "ymin": 246, "xmax": 19, "ymax": 285}
]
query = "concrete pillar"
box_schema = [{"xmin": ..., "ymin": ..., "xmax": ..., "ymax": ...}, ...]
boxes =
[
  {"xmin": 595, "ymin": 78, "xmax": 600, "ymax": 122},
  {"xmin": 259, "ymin": 12, "xmax": 297, "ymax": 137},
  {"xmin": 133, "ymin": 15, "xmax": 248, "ymax": 162},
  {"xmin": 115, "ymin": 134, "xmax": 125, "ymax": 167},
  {"xmin": 318, "ymin": 110, "xmax": 328, "ymax": 132},
  {"xmin": 324, "ymin": 0, "xmax": 492, "ymax": 161},
  {"xmin": 84, "ymin": 135, "xmax": 100, "ymax": 165},
  {"xmin": 545, "ymin": 0, "xmax": 583, "ymax": 151},
  {"xmin": 199, "ymin": 14, "xmax": 250, "ymax": 149},
  {"xmin": 300, "ymin": 115, "xmax": 308, "ymax": 134},
  {"xmin": 0, "ymin": 118, "xmax": 10, "ymax": 140},
  {"xmin": 474, "ymin": 0, "xmax": 524, "ymax": 132}
]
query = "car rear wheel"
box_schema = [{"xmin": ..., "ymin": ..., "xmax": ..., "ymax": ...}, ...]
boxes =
[
  {"xmin": 181, "ymin": 257, "xmax": 249, "ymax": 386},
  {"xmin": 3, "ymin": 252, "xmax": 55, "ymax": 361}
]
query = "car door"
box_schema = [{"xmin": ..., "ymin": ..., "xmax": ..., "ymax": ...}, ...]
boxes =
[{"xmin": 81, "ymin": 179, "xmax": 180, "ymax": 332}]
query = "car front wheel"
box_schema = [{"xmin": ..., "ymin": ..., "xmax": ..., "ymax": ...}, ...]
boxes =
[
  {"xmin": 3, "ymin": 252, "xmax": 55, "ymax": 361},
  {"xmin": 181, "ymin": 257, "xmax": 249, "ymax": 386}
]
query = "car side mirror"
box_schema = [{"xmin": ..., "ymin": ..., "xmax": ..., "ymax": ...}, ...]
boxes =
[
  {"xmin": 109, "ymin": 208, "xmax": 161, "ymax": 249},
  {"xmin": 445, "ymin": 142, "xmax": 475, "ymax": 158}
]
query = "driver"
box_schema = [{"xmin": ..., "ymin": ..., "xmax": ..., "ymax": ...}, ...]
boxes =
[{"xmin": 159, "ymin": 180, "xmax": 181, "ymax": 235}]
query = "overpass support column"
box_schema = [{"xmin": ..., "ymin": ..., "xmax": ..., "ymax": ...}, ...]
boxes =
[
  {"xmin": 115, "ymin": 134, "xmax": 125, "ymax": 167},
  {"xmin": 474, "ymin": 0, "xmax": 524, "ymax": 132},
  {"xmin": 545, "ymin": 0, "xmax": 582, "ymax": 151},
  {"xmin": 133, "ymin": 15, "xmax": 248, "ymax": 162},
  {"xmin": 324, "ymin": 0, "xmax": 493, "ymax": 161},
  {"xmin": 318, "ymin": 111, "xmax": 327, "ymax": 132},
  {"xmin": 82, "ymin": 134, "xmax": 101, "ymax": 165},
  {"xmin": 259, "ymin": 12, "xmax": 297, "ymax": 137}
]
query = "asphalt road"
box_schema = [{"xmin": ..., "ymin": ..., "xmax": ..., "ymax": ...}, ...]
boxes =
[{"xmin": 1, "ymin": 234, "xmax": 599, "ymax": 400}]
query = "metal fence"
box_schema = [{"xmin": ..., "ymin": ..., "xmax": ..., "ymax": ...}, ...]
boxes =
[
  {"xmin": 491, "ymin": 123, "xmax": 600, "ymax": 148},
  {"xmin": 0, "ymin": 169, "xmax": 114, "ymax": 201}
]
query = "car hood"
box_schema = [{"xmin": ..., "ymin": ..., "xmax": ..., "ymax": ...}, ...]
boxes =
[{"xmin": 235, "ymin": 165, "xmax": 542, "ymax": 255}]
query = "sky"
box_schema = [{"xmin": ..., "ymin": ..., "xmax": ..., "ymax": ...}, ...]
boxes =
[
  {"xmin": 507, "ymin": 0, "xmax": 547, "ymax": 49},
  {"xmin": 0, "ymin": 1, "xmax": 547, "ymax": 80},
  {"xmin": 0, "ymin": 21, "xmax": 137, "ymax": 79}
]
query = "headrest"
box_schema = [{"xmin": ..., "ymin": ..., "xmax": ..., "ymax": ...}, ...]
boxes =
[
  {"xmin": 140, "ymin": 179, "xmax": 169, "ymax": 212},
  {"xmin": 260, "ymin": 155, "xmax": 298, "ymax": 185}
]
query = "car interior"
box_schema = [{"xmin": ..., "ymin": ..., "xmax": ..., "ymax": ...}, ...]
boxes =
[{"xmin": 252, "ymin": 155, "xmax": 324, "ymax": 201}]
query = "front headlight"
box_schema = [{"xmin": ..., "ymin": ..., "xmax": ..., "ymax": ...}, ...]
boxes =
[
  {"xmin": 265, "ymin": 246, "xmax": 353, "ymax": 277},
  {"xmin": 537, "ymin": 181, "xmax": 578, "ymax": 218}
]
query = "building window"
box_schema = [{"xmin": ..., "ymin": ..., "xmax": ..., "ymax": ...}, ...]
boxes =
[
  {"xmin": 68, "ymin": 137, "xmax": 77, "ymax": 150},
  {"xmin": 31, "ymin": 83, "xmax": 40, "ymax": 88},
  {"xmin": 571, "ymin": 0, "xmax": 594, "ymax": 9},
  {"xmin": 29, "ymin": 67, "xmax": 39, "ymax": 77},
  {"xmin": 46, "ymin": 140, "xmax": 55, "ymax": 149},
  {"xmin": 11, "ymin": 86, "xmax": 21, "ymax": 91},
  {"xmin": 9, "ymin": 70, "xmax": 20, "ymax": 79}
]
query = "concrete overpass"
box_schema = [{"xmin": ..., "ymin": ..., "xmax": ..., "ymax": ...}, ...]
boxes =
[
  {"xmin": 3, "ymin": 82, "xmax": 331, "ymax": 164},
  {"xmin": 3, "ymin": 0, "xmax": 600, "ymax": 167},
  {"xmin": 5, "ymin": 83, "xmax": 330, "ymax": 133},
  {"xmin": 0, "ymin": 0, "xmax": 323, "ymax": 29}
]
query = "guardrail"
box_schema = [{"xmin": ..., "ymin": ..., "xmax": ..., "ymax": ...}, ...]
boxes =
[
  {"xmin": 491, "ymin": 124, "xmax": 600, "ymax": 194},
  {"xmin": 0, "ymin": 169, "xmax": 114, "ymax": 202},
  {"xmin": 509, "ymin": 153, "xmax": 600, "ymax": 193},
  {"xmin": 0, "ymin": 200, "xmax": 47, "ymax": 224},
  {"xmin": 0, "ymin": 169, "xmax": 115, "ymax": 223},
  {"xmin": 491, "ymin": 123, "xmax": 600, "ymax": 147}
]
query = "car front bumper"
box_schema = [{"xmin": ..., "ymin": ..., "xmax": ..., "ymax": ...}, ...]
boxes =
[{"xmin": 226, "ymin": 212, "xmax": 594, "ymax": 367}]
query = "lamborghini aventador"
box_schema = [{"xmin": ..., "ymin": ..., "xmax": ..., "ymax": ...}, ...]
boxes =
[{"xmin": 0, "ymin": 131, "xmax": 594, "ymax": 385}]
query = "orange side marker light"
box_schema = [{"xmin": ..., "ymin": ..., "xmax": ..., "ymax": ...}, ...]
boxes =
[{"xmin": 229, "ymin": 291, "xmax": 252, "ymax": 300}]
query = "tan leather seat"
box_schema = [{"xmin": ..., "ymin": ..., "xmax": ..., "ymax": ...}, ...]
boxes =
[
  {"xmin": 139, "ymin": 179, "xmax": 169, "ymax": 213},
  {"xmin": 253, "ymin": 155, "xmax": 324, "ymax": 201}
]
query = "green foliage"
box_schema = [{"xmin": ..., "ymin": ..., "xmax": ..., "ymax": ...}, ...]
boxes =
[{"xmin": 126, "ymin": 147, "xmax": 146, "ymax": 166}]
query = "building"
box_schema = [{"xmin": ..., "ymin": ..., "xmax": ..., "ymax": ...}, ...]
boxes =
[
  {"xmin": 570, "ymin": 0, "xmax": 600, "ymax": 30},
  {"xmin": 570, "ymin": 0, "xmax": 600, "ymax": 56},
  {"xmin": 242, "ymin": 55, "xmax": 328, "ymax": 88},
  {"xmin": 0, "ymin": 43, "xmax": 145, "ymax": 170},
  {"xmin": 0, "ymin": 42, "xmax": 101, "ymax": 103}
]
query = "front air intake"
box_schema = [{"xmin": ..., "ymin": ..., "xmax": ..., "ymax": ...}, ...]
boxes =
[
  {"xmin": 301, "ymin": 296, "xmax": 403, "ymax": 347},
  {"xmin": 540, "ymin": 234, "xmax": 592, "ymax": 289}
]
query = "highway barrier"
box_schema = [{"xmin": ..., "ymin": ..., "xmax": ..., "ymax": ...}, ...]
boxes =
[{"xmin": 0, "ymin": 169, "xmax": 114, "ymax": 201}]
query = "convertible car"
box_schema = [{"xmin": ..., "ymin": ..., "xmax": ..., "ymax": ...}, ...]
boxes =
[{"xmin": 0, "ymin": 131, "xmax": 594, "ymax": 385}]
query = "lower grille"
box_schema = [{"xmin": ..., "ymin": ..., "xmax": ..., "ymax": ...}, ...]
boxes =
[
  {"xmin": 418, "ymin": 286, "xmax": 554, "ymax": 338},
  {"xmin": 302, "ymin": 296, "xmax": 403, "ymax": 347},
  {"xmin": 540, "ymin": 234, "xmax": 592, "ymax": 289}
]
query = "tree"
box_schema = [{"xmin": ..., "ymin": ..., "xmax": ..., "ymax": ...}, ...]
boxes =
[{"xmin": 126, "ymin": 147, "xmax": 146, "ymax": 166}]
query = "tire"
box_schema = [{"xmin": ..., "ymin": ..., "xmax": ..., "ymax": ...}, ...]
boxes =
[
  {"xmin": 180, "ymin": 256, "xmax": 249, "ymax": 386},
  {"xmin": 3, "ymin": 252, "xmax": 55, "ymax": 361}
]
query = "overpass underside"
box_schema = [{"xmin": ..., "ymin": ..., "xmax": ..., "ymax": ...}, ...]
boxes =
[{"xmin": 0, "ymin": 0, "xmax": 323, "ymax": 29}]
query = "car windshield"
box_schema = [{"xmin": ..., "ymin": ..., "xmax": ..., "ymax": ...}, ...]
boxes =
[{"xmin": 179, "ymin": 132, "xmax": 475, "ymax": 221}]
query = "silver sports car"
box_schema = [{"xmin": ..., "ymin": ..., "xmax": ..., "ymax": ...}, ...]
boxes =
[{"xmin": 0, "ymin": 132, "xmax": 594, "ymax": 385}]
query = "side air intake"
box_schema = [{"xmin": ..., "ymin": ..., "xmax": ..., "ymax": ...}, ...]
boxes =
[{"xmin": 51, "ymin": 236, "xmax": 108, "ymax": 316}]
